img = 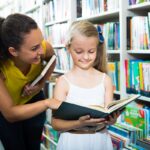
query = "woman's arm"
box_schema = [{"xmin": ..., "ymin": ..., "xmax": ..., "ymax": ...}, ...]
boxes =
[{"xmin": 0, "ymin": 77, "xmax": 61, "ymax": 123}]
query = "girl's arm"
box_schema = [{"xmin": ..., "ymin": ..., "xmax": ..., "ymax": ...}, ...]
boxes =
[
  {"xmin": 51, "ymin": 76, "xmax": 105, "ymax": 131},
  {"xmin": 104, "ymin": 74, "xmax": 120, "ymax": 125},
  {"xmin": 52, "ymin": 115, "xmax": 105, "ymax": 132},
  {"xmin": 104, "ymin": 75, "xmax": 114, "ymax": 106},
  {"xmin": 0, "ymin": 76, "xmax": 61, "ymax": 123}
]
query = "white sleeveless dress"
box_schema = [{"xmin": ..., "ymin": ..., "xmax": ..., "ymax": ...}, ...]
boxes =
[{"xmin": 56, "ymin": 74, "xmax": 113, "ymax": 150}]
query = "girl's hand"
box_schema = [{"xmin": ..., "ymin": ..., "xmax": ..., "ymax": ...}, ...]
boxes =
[
  {"xmin": 105, "ymin": 111, "xmax": 120, "ymax": 125},
  {"xmin": 21, "ymin": 83, "xmax": 41, "ymax": 97},
  {"xmin": 78, "ymin": 115, "xmax": 106, "ymax": 127}
]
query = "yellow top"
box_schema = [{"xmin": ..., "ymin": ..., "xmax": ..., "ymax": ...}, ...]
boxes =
[{"xmin": 0, "ymin": 40, "xmax": 47, "ymax": 105}]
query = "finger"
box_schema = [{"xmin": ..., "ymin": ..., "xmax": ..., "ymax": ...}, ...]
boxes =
[
  {"xmin": 113, "ymin": 112, "xmax": 117, "ymax": 118},
  {"xmin": 24, "ymin": 84, "xmax": 31, "ymax": 90},
  {"xmin": 108, "ymin": 115, "xmax": 113, "ymax": 120},
  {"xmin": 116, "ymin": 111, "xmax": 120, "ymax": 117},
  {"xmin": 79, "ymin": 115, "xmax": 90, "ymax": 121},
  {"xmin": 88, "ymin": 118, "xmax": 105, "ymax": 124}
]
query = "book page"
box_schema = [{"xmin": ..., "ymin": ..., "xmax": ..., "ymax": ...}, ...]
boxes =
[
  {"xmin": 107, "ymin": 94, "xmax": 140, "ymax": 113},
  {"xmin": 107, "ymin": 98, "xmax": 127, "ymax": 109}
]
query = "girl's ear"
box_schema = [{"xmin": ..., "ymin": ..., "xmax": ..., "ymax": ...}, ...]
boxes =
[
  {"xmin": 66, "ymin": 45, "xmax": 71, "ymax": 53},
  {"xmin": 8, "ymin": 47, "xmax": 18, "ymax": 57}
]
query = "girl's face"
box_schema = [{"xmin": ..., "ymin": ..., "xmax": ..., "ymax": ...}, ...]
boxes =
[
  {"xmin": 69, "ymin": 34, "xmax": 98, "ymax": 70},
  {"xmin": 15, "ymin": 28, "xmax": 44, "ymax": 65}
]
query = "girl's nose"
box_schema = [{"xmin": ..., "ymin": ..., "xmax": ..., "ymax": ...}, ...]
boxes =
[{"xmin": 83, "ymin": 53, "xmax": 89, "ymax": 60}]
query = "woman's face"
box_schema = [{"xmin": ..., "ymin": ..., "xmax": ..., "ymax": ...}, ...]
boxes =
[
  {"xmin": 15, "ymin": 28, "xmax": 44, "ymax": 65},
  {"xmin": 69, "ymin": 34, "xmax": 98, "ymax": 70}
]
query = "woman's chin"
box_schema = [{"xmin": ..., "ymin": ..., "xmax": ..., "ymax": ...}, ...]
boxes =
[{"xmin": 33, "ymin": 58, "xmax": 41, "ymax": 64}]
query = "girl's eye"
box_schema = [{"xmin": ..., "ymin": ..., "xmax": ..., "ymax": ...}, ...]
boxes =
[
  {"xmin": 75, "ymin": 51, "xmax": 82, "ymax": 54},
  {"xmin": 89, "ymin": 50, "xmax": 96, "ymax": 53},
  {"xmin": 89, "ymin": 51, "xmax": 95, "ymax": 53},
  {"xmin": 73, "ymin": 49, "xmax": 83, "ymax": 54}
]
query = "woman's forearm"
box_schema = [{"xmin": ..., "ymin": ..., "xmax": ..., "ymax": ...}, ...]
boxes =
[{"xmin": 2, "ymin": 99, "xmax": 49, "ymax": 123}]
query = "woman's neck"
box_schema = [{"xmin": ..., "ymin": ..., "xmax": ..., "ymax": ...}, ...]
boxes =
[{"xmin": 11, "ymin": 58, "xmax": 31, "ymax": 75}]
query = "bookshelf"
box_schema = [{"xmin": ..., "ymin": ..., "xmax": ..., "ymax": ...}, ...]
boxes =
[
  {"xmin": 42, "ymin": 0, "xmax": 150, "ymax": 149},
  {"xmin": 0, "ymin": 0, "xmax": 150, "ymax": 149}
]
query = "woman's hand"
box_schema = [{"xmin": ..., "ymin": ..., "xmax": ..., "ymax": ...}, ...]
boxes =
[
  {"xmin": 21, "ymin": 83, "xmax": 42, "ymax": 97},
  {"xmin": 46, "ymin": 98, "xmax": 62, "ymax": 110},
  {"xmin": 78, "ymin": 115, "xmax": 106, "ymax": 127}
]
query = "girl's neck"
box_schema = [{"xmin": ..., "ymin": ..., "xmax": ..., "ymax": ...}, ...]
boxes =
[{"xmin": 71, "ymin": 66, "xmax": 95, "ymax": 76}]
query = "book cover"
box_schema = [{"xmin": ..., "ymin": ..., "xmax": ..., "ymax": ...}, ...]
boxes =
[
  {"xmin": 53, "ymin": 94, "xmax": 140, "ymax": 120},
  {"xmin": 30, "ymin": 55, "xmax": 56, "ymax": 87},
  {"xmin": 123, "ymin": 106, "xmax": 149, "ymax": 138}
]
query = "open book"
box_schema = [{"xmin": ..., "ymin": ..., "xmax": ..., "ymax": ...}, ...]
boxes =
[
  {"xmin": 30, "ymin": 55, "xmax": 56, "ymax": 87},
  {"xmin": 53, "ymin": 94, "xmax": 140, "ymax": 120}
]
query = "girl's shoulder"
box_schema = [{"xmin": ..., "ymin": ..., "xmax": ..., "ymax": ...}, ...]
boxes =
[
  {"xmin": 55, "ymin": 74, "xmax": 70, "ymax": 95},
  {"xmin": 94, "ymin": 70, "xmax": 112, "ymax": 83},
  {"xmin": 56, "ymin": 74, "xmax": 69, "ymax": 85}
]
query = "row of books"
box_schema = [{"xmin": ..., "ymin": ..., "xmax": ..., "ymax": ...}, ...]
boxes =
[
  {"xmin": 43, "ymin": 0, "xmax": 69, "ymax": 23},
  {"xmin": 42, "ymin": 123, "xmax": 59, "ymax": 150},
  {"xmin": 125, "ymin": 60, "xmax": 150, "ymax": 97},
  {"xmin": 27, "ymin": 7, "xmax": 43, "ymax": 31},
  {"xmin": 96, "ymin": 22, "xmax": 120, "ymax": 50},
  {"xmin": 127, "ymin": 14, "xmax": 150, "ymax": 50},
  {"xmin": 108, "ymin": 62, "xmax": 120, "ymax": 91},
  {"xmin": 109, "ymin": 103, "xmax": 150, "ymax": 149},
  {"xmin": 54, "ymin": 48, "xmax": 72, "ymax": 72},
  {"xmin": 45, "ymin": 23, "xmax": 68, "ymax": 46},
  {"xmin": 45, "ymin": 21, "xmax": 120, "ymax": 50},
  {"xmin": 17, "ymin": 0, "xmax": 41, "ymax": 12},
  {"xmin": 129, "ymin": 0, "xmax": 150, "ymax": 5},
  {"xmin": 77, "ymin": 0, "xmax": 119, "ymax": 18}
]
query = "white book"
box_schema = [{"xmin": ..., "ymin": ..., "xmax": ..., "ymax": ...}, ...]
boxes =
[{"xmin": 31, "ymin": 55, "xmax": 56, "ymax": 87}]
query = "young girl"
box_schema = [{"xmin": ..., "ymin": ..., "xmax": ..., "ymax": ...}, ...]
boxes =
[
  {"xmin": 0, "ymin": 13, "xmax": 61, "ymax": 150},
  {"xmin": 51, "ymin": 21, "xmax": 119, "ymax": 150}
]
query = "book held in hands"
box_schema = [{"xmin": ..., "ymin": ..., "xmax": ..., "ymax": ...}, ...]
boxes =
[
  {"xmin": 31, "ymin": 55, "xmax": 56, "ymax": 87},
  {"xmin": 53, "ymin": 94, "xmax": 140, "ymax": 120}
]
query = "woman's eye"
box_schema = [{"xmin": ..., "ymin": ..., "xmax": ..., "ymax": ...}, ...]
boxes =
[{"xmin": 32, "ymin": 45, "xmax": 40, "ymax": 51}]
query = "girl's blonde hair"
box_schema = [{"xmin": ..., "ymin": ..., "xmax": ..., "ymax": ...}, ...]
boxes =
[{"xmin": 66, "ymin": 20, "xmax": 108, "ymax": 73}]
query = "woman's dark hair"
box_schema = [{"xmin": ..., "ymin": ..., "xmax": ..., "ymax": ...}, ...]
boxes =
[{"xmin": 0, "ymin": 13, "xmax": 38, "ymax": 60}]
